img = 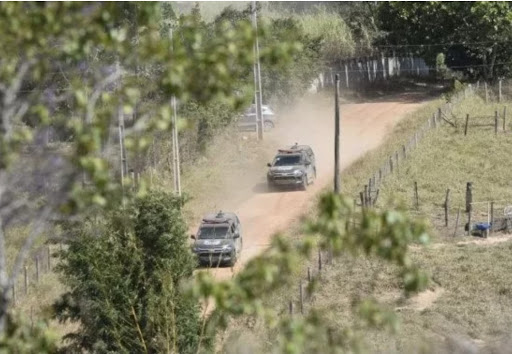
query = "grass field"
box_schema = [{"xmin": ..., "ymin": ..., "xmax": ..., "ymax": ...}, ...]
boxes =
[{"xmin": 221, "ymin": 90, "xmax": 512, "ymax": 353}]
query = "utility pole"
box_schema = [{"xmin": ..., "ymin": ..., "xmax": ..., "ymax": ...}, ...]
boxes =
[
  {"xmin": 252, "ymin": 0, "xmax": 263, "ymax": 140},
  {"xmin": 169, "ymin": 26, "xmax": 182, "ymax": 196},
  {"xmin": 172, "ymin": 95, "xmax": 181, "ymax": 196},
  {"xmin": 118, "ymin": 104, "xmax": 127, "ymax": 203},
  {"xmin": 334, "ymin": 74, "xmax": 341, "ymax": 193}
]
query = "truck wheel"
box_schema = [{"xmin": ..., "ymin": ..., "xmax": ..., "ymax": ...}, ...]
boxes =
[
  {"xmin": 229, "ymin": 251, "xmax": 237, "ymax": 267},
  {"xmin": 264, "ymin": 121, "xmax": 274, "ymax": 132},
  {"xmin": 300, "ymin": 176, "xmax": 308, "ymax": 190}
]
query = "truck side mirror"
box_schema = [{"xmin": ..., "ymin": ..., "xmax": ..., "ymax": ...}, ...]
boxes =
[
  {"xmin": 267, "ymin": 163, "xmax": 271, "ymax": 167},
  {"xmin": 190, "ymin": 235, "xmax": 196, "ymax": 240},
  {"xmin": 233, "ymin": 233, "xmax": 240, "ymax": 239}
]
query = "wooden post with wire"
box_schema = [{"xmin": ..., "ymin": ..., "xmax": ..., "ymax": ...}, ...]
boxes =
[
  {"xmin": 453, "ymin": 207, "xmax": 461, "ymax": 237},
  {"xmin": 318, "ymin": 249, "xmax": 323, "ymax": 273},
  {"xmin": 35, "ymin": 257, "xmax": 40, "ymax": 283},
  {"xmin": 490, "ymin": 201, "xmax": 494, "ymax": 235},
  {"xmin": 499, "ymin": 79, "xmax": 503, "ymax": 102},
  {"xmin": 444, "ymin": 189, "xmax": 450, "ymax": 227},
  {"xmin": 464, "ymin": 114, "xmax": 469, "ymax": 136},
  {"xmin": 504, "ymin": 106, "xmax": 507, "ymax": 132},
  {"xmin": 414, "ymin": 182, "xmax": 419, "ymax": 210},
  {"xmin": 299, "ymin": 281, "xmax": 304, "ymax": 314},
  {"xmin": 466, "ymin": 182, "xmax": 473, "ymax": 236},
  {"xmin": 24, "ymin": 266, "xmax": 28, "ymax": 295},
  {"xmin": 495, "ymin": 110, "xmax": 499, "ymax": 135}
]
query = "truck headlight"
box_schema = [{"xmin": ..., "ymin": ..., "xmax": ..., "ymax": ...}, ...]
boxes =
[
  {"xmin": 293, "ymin": 170, "xmax": 304, "ymax": 176},
  {"xmin": 221, "ymin": 244, "xmax": 233, "ymax": 251}
]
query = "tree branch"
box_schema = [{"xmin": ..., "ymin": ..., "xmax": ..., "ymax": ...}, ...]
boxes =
[{"xmin": 85, "ymin": 67, "xmax": 123, "ymax": 124}]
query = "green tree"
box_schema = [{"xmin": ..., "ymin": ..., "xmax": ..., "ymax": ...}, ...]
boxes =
[
  {"xmin": 377, "ymin": 2, "xmax": 512, "ymax": 80},
  {"xmin": 54, "ymin": 191, "xmax": 200, "ymax": 353}
]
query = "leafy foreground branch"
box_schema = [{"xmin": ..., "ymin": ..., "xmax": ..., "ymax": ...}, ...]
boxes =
[
  {"xmin": 194, "ymin": 193, "xmax": 430, "ymax": 354},
  {"xmin": 3, "ymin": 191, "xmax": 429, "ymax": 353}
]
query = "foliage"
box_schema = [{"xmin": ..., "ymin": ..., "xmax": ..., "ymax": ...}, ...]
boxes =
[
  {"xmin": 192, "ymin": 192, "xmax": 429, "ymax": 353},
  {"xmin": 54, "ymin": 191, "xmax": 200, "ymax": 353},
  {"xmin": 260, "ymin": 17, "xmax": 322, "ymax": 104},
  {"xmin": 0, "ymin": 0, "xmax": 299, "ymax": 333},
  {"xmin": 377, "ymin": 2, "xmax": 512, "ymax": 79},
  {"xmin": 0, "ymin": 314, "xmax": 57, "ymax": 354},
  {"xmin": 297, "ymin": 8, "xmax": 356, "ymax": 64}
]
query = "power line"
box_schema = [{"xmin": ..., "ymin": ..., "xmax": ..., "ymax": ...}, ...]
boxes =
[{"xmin": 372, "ymin": 39, "xmax": 512, "ymax": 49}]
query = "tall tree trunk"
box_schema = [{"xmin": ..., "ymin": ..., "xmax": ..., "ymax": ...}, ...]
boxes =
[{"xmin": 489, "ymin": 45, "xmax": 497, "ymax": 81}]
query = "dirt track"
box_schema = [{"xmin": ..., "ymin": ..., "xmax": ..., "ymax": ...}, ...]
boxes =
[{"xmin": 197, "ymin": 91, "xmax": 432, "ymax": 281}]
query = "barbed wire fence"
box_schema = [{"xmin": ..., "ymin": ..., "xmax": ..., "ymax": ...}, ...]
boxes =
[{"xmin": 10, "ymin": 244, "xmax": 59, "ymax": 308}]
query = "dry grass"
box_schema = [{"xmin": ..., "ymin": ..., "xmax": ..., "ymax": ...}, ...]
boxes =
[{"xmin": 377, "ymin": 94, "xmax": 512, "ymax": 240}]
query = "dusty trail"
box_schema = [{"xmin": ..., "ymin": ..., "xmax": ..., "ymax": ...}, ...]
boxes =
[{"xmin": 196, "ymin": 91, "xmax": 431, "ymax": 281}]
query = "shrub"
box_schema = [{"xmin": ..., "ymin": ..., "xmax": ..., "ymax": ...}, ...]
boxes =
[{"xmin": 54, "ymin": 191, "xmax": 200, "ymax": 353}]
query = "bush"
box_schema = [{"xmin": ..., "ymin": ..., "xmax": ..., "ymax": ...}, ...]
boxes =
[{"xmin": 54, "ymin": 191, "xmax": 200, "ymax": 353}]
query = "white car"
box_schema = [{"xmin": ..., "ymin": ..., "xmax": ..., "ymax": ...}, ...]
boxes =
[{"xmin": 238, "ymin": 104, "xmax": 277, "ymax": 132}]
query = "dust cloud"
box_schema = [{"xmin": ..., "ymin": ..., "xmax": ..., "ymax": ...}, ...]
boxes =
[{"xmin": 193, "ymin": 91, "xmax": 430, "ymax": 280}]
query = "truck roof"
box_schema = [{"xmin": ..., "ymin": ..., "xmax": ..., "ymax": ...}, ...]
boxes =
[
  {"xmin": 201, "ymin": 211, "xmax": 237, "ymax": 225},
  {"xmin": 277, "ymin": 143, "xmax": 311, "ymax": 154}
]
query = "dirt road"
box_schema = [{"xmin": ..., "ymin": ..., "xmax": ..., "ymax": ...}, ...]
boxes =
[{"xmin": 196, "ymin": 91, "xmax": 432, "ymax": 280}]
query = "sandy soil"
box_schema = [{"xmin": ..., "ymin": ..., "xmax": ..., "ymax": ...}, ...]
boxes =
[
  {"xmin": 395, "ymin": 287, "xmax": 445, "ymax": 312},
  {"xmin": 194, "ymin": 90, "xmax": 432, "ymax": 281}
]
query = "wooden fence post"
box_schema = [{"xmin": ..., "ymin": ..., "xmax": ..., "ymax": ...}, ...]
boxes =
[
  {"xmin": 402, "ymin": 145, "xmax": 406, "ymax": 159},
  {"xmin": 307, "ymin": 267, "xmax": 311, "ymax": 283},
  {"xmin": 364, "ymin": 185, "xmax": 368, "ymax": 206},
  {"xmin": 47, "ymin": 246, "xmax": 51, "ymax": 271},
  {"xmin": 466, "ymin": 182, "xmax": 473, "ymax": 236},
  {"xmin": 12, "ymin": 285, "xmax": 16, "ymax": 307},
  {"xmin": 414, "ymin": 182, "xmax": 419, "ymax": 210},
  {"xmin": 485, "ymin": 82, "xmax": 489, "ymax": 103},
  {"xmin": 395, "ymin": 151, "xmax": 399, "ymax": 174},
  {"xmin": 289, "ymin": 300, "xmax": 294, "ymax": 316},
  {"xmin": 490, "ymin": 201, "xmax": 495, "ymax": 235},
  {"xmin": 453, "ymin": 207, "xmax": 461, "ymax": 237},
  {"xmin": 389, "ymin": 156, "xmax": 393, "ymax": 174},
  {"xmin": 35, "ymin": 257, "xmax": 40, "ymax": 283},
  {"xmin": 360, "ymin": 191, "xmax": 365, "ymax": 210},
  {"xmin": 495, "ymin": 110, "xmax": 498, "ymax": 135},
  {"xmin": 444, "ymin": 189, "xmax": 450, "ymax": 227},
  {"xmin": 378, "ymin": 168, "xmax": 382, "ymax": 184},
  {"xmin": 504, "ymin": 106, "xmax": 507, "ymax": 132},
  {"xmin": 432, "ymin": 113, "xmax": 437, "ymax": 129},
  {"xmin": 499, "ymin": 79, "xmax": 503, "ymax": 102},
  {"xmin": 24, "ymin": 266, "xmax": 28, "ymax": 295},
  {"xmin": 299, "ymin": 281, "xmax": 304, "ymax": 314},
  {"xmin": 318, "ymin": 249, "xmax": 322, "ymax": 273},
  {"xmin": 464, "ymin": 114, "xmax": 469, "ymax": 136},
  {"xmin": 438, "ymin": 108, "xmax": 442, "ymax": 127}
]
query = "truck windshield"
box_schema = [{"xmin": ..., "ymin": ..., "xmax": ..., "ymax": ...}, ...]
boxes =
[
  {"xmin": 198, "ymin": 226, "xmax": 229, "ymax": 239},
  {"xmin": 273, "ymin": 155, "xmax": 302, "ymax": 166}
]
